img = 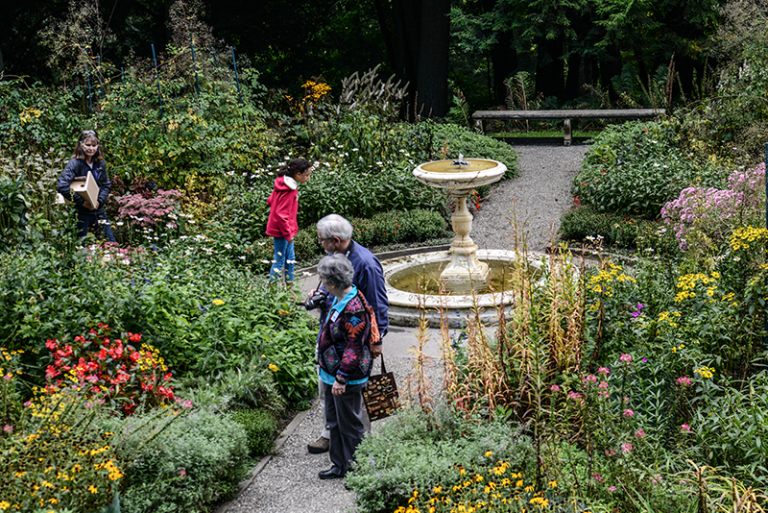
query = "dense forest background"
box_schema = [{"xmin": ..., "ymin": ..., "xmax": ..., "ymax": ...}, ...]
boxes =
[{"xmin": 1, "ymin": 0, "xmax": 759, "ymax": 118}]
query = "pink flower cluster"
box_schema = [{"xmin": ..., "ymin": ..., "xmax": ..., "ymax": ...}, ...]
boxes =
[
  {"xmin": 676, "ymin": 376, "xmax": 692, "ymax": 386},
  {"xmin": 117, "ymin": 189, "xmax": 183, "ymax": 228},
  {"xmin": 620, "ymin": 353, "xmax": 632, "ymax": 363},
  {"xmin": 661, "ymin": 163, "xmax": 766, "ymax": 250}
]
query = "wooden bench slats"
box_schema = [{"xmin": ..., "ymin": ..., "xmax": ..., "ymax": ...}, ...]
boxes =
[
  {"xmin": 472, "ymin": 108, "xmax": 666, "ymax": 146},
  {"xmin": 472, "ymin": 109, "xmax": 665, "ymax": 120}
]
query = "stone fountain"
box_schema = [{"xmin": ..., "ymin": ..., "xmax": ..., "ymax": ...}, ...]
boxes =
[{"xmin": 381, "ymin": 155, "xmax": 544, "ymax": 328}]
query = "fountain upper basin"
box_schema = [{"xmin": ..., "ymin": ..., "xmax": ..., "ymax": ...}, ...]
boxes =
[{"xmin": 413, "ymin": 158, "xmax": 507, "ymax": 193}]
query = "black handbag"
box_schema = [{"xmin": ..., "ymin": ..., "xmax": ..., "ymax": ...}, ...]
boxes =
[{"xmin": 363, "ymin": 354, "xmax": 399, "ymax": 421}]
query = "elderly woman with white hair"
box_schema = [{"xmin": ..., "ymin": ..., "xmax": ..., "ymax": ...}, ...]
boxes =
[{"xmin": 315, "ymin": 253, "xmax": 379, "ymax": 479}]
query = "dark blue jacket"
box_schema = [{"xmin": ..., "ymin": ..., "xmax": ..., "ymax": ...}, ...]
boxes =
[
  {"xmin": 320, "ymin": 240, "xmax": 390, "ymax": 341},
  {"xmin": 56, "ymin": 158, "xmax": 112, "ymax": 214}
]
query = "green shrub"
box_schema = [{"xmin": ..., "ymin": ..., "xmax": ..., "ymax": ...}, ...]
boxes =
[
  {"xmin": 113, "ymin": 408, "xmax": 250, "ymax": 513},
  {"xmin": 347, "ymin": 404, "xmax": 536, "ymax": 513},
  {"xmin": 432, "ymin": 124, "xmax": 519, "ymax": 179},
  {"xmin": 231, "ymin": 408, "xmax": 279, "ymax": 457},
  {"xmin": 559, "ymin": 205, "xmax": 662, "ymax": 247},
  {"xmin": 573, "ymin": 119, "xmax": 730, "ymax": 219}
]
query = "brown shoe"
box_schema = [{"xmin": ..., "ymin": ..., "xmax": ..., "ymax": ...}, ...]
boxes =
[{"xmin": 307, "ymin": 436, "xmax": 330, "ymax": 454}]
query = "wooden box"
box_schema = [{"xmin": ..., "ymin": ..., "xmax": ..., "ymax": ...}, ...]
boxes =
[{"xmin": 70, "ymin": 171, "xmax": 99, "ymax": 208}]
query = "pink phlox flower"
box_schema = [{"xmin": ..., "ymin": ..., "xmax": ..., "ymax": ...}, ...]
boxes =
[
  {"xmin": 567, "ymin": 391, "xmax": 582, "ymax": 401},
  {"xmin": 620, "ymin": 353, "xmax": 632, "ymax": 363},
  {"xmin": 608, "ymin": 486, "xmax": 617, "ymax": 492},
  {"xmin": 598, "ymin": 390, "xmax": 610, "ymax": 399},
  {"xmin": 3, "ymin": 424, "xmax": 13, "ymax": 434},
  {"xmin": 592, "ymin": 472, "xmax": 604, "ymax": 482},
  {"xmin": 635, "ymin": 429, "xmax": 645, "ymax": 438},
  {"xmin": 180, "ymin": 469, "xmax": 187, "ymax": 477},
  {"xmin": 598, "ymin": 367, "xmax": 610, "ymax": 376},
  {"xmin": 651, "ymin": 474, "xmax": 663, "ymax": 484},
  {"xmin": 584, "ymin": 374, "xmax": 597, "ymax": 383},
  {"xmin": 676, "ymin": 376, "xmax": 692, "ymax": 386},
  {"xmin": 598, "ymin": 381, "xmax": 609, "ymax": 389},
  {"xmin": 623, "ymin": 409, "xmax": 634, "ymax": 418},
  {"xmin": 621, "ymin": 442, "xmax": 633, "ymax": 453},
  {"xmin": 550, "ymin": 384, "xmax": 561, "ymax": 392},
  {"xmin": 681, "ymin": 424, "xmax": 691, "ymax": 432},
  {"xmin": 605, "ymin": 450, "xmax": 615, "ymax": 456}
]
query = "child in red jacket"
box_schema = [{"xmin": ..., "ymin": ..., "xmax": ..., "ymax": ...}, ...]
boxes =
[{"xmin": 266, "ymin": 158, "xmax": 313, "ymax": 284}]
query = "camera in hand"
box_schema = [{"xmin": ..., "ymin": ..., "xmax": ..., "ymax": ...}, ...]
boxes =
[{"xmin": 303, "ymin": 290, "xmax": 328, "ymax": 310}]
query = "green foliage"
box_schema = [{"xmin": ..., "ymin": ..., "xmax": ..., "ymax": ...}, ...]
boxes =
[
  {"xmin": 113, "ymin": 408, "xmax": 250, "ymax": 513},
  {"xmin": 348, "ymin": 404, "xmax": 536, "ymax": 513},
  {"xmin": 431, "ymin": 124, "xmax": 519, "ymax": 180},
  {"xmin": 0, "ymin": 176, "xmax": 31, "ymax": 246},
  {"xmin": 97, "ymin": 70, "xmax": 277, "ymax": 190},
  {"xmin": 0, "ymin": 241, "xmax": 316, "ymax": 406},
  {"xmin": 573, "ymin": 119, "xmax": 729, "ymax": 218},
  {"xmin": 231, "ymin": 408, "xmax": 279, "ymax": 457},
  {"xmin": 558, "ymin": 205, "xmax": 663, "ymax": 247}
]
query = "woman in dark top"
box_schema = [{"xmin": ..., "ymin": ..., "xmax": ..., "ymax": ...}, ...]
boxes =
[
  {"xmin": 315, "ymin": 253, "xmax": 379, "ymax": 479},
  {"xmin": 56, "ymin": 130, "xmax": 116, "ymax": 243}
]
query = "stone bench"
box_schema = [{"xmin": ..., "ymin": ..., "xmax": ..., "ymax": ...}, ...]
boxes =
[{"xmin": 472, "ymin": 108, "xmax": 666, "ymax": 146}]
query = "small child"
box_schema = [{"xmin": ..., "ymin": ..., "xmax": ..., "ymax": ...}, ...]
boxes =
[
  {"xmin": 56, "ymin": 130, "xmax": 117, "ymax": 243},
  {"xmin": 266, "ymin": 158, "xmax": 313, "ymax": 284}
]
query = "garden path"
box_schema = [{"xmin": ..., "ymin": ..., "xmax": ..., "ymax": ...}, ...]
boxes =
[{"xmin": 218, "ymin": 145, "xmax": 588, "ymax": 513}]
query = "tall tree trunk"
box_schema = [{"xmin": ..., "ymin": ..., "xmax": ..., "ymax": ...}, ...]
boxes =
[
  {"xmin": 564, "ymin": 52, "xmax": 581, "ymax": 101},
  {"xmin": 536, "ymin": 35, "xmax": 565, "ymax": 100},
  {"xmin": 392, "ymin": 0, "xmax": 421, "ymax": 115},
  {"xmin": 599, "ymin": 46, "xmax": 623, "ymax": 103},
  {"xmin": 490, "ymin": 31, "xmax": 517, "ymax": 107},
  {"xmin": 416, "ymin": 0, "xmax": 450, "ymax": 118}
]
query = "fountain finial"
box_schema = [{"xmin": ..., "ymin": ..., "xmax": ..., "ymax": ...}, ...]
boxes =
[{"xmin": 452, "ymin": 153, "xmax": 469, "ymax": 167}]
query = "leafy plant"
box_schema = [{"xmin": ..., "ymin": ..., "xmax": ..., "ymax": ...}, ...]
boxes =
[
  {"xmin": 573, "ymin": 119, "xmax": 730, "ymax": 218},
  {"xmin": 111, "ymin": 408, "xmax": 250, "ymax": 513},
  {"xmin": 231, "ymin": 407, "xmax": 278, "ymax": 457}
]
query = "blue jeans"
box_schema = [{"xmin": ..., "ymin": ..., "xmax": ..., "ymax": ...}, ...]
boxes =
[
  {"xmin": 77, "ymin": 210, "xmax": 116, "ymax": 243},
  {"xmin": 270, "ymin": 237, "xmax": 295, "ymax": 283}
]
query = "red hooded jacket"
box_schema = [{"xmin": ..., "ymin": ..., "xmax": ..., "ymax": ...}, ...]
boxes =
[{"xmin": 266, "ymin": 176, "xmax": 299, "ymax": 239}]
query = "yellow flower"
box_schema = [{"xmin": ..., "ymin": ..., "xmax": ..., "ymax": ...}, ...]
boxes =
[
  {"xmin": 484, "ymin": 450, "xmax": 493, "ymax": 457},
  {"xmin": 269, "ymin": 364, "xmax": 279, "ymax": 372},
  {"xmin": 212, "ymin": 299, "xmax": 225, "ymax": 306},
  {"xmin": 548, "ymin": 480, "xmax": 557, "ymax": 488},
  {"xmin": 88, "ymin": 485, "xmax": 98, "ymax": 494},
  {"xmin": 0, "ymin": 501, "xmax": 10, "ymax": 510}
]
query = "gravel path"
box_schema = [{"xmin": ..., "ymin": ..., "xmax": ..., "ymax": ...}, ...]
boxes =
[
  {"xmin": 219, "ymin": 145, "xmax": 588, "ymax": 513},
  {"xmin": 471, "ymin": 145, "xmax": 588, "ymax": 252}
]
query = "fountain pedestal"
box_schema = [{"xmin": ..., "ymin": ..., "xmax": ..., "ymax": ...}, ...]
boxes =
[
  {"xmin": 441, "ymin": 189, "xmax": 489, "ymax": 293},
  {"xmin": 412, "ymin": 158, "xmax": 507, "ymax": 294}
]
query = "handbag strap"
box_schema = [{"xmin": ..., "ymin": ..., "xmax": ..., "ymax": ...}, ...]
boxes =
[{"xmin": 379, "ymin": 354, "xmax": 388, "ymax": 375}]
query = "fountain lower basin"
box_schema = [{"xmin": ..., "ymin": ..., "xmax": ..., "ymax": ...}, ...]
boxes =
[{"xmin": 383, "ymin": 249, "xmax": 545, "ymax": 328}]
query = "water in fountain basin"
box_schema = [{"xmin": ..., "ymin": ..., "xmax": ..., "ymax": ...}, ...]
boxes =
[{"xmin": 388, "ymin": 259, "xmax": 543, "ymax": 296}]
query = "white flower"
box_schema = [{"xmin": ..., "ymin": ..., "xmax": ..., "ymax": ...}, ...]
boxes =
[
  {"xmin": 352, "ymin": 148, "xmax": 359, "ymax": 152},
  {"xmin": 116, "ymin": 222, "xmax": 124, "ymax": 226},
  {"xmin": 188, "ymin": 220, "xmax": 196, "ymax": 224},
  {"xmin": 260, "ymin": 259, "xmax": 270, "ymax": 264},
  {"xmin": 224, "ymin": 243, "xmax": 232, "ymax": 249},
  {"xmin": 239, "ymin": 256, "xmax": 246, "ymax": 260}
]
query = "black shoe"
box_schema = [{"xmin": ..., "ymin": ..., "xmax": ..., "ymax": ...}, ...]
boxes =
[{"xmin": 319, "ymin": 466, "xmax": 345, "ymax": 479}]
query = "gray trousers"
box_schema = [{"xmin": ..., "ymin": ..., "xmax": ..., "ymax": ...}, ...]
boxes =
[
  {"xmin": 323, "ymin": 382, "xmax": 366, "ymax": 473},
  {"xmin": 319, "ymin": 375, "xmax": 370, "ymax": 439}
]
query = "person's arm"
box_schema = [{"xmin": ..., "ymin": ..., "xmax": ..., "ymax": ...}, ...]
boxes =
[
  {"xmin": 56, "ymin": 159, "xmax": 86, "ymax": 207},
  {"xmin": 96, "ymin": 162, "xmax": 111, "ymax": 208},
  {"xmin": 358, "ymin": 261, "xmax": 390, "ymax": 338}
]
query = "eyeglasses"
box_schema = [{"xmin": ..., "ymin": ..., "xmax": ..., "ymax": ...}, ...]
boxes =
[{"xmin": 317, "ymin": 237, "xmax": 329, "ymax": 243}]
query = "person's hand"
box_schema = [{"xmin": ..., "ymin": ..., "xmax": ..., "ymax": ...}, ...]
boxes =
[
  {"xmin": 286, "ymin": 237, "xmax": 293, "ymax": 243},
  {"xmin": 308, "ymin": 288, "xmax": 318, "ymax": 301},
  {"xmin": 86, "ymin": 200, "xmax": 99, "ymax": 211},
  {"xmin": 371, "ymin": 344, "xmax": 382, "ymax": 359},
  {"xmin": 332, "ymin": 381, "xmax": 346, "ymax": 395}
]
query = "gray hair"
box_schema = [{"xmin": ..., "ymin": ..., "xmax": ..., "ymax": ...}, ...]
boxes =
[
  {"xmin": 317, "ymin": 214, "xmax": 354, "ymax": 241},
  {"xmin": 317, "ymin": 254, "xmax": 355, "ymax": 290}
]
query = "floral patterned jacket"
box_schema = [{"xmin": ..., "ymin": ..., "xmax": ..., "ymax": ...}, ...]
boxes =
[{"xmin": 317, "ymin": 289, "xmax": 378, "ymax": 385}]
